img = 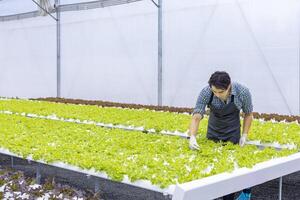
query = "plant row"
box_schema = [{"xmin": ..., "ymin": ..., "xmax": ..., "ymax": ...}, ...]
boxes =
[
  {"xmin": 0, "ymin": 99, "xmax": 299, "ymax": 147},
  {"xmin": 0, "ymin": 113, "xmax": 296, "ymax": 188}
]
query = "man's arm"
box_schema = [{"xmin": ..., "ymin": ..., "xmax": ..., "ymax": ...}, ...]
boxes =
[
  {"xmin": 189, "ymin": 86, "xmax": 210, "ymax": 150},
  {"xmin": 239, "ymin": 86, "xmax": 253, "ymax": 147},
  {"xmin": 242, "ymin": 112, "xmax": 253, "ymax": 135},
  {"xmin": 189, "ymin": 113, "xmax": 202, "ymax": 137},
  {"xmin": 239, "ymin": 112, "xmax": 253, "ymax": 147},
  {"xmin": 188, "ymin": 113, "xmax": 202, "ymax": 150}
]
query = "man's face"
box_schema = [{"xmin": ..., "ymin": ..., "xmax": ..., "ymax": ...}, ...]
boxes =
[{"xmin": 211, "ymin": 84, "xmax": 231, "ymax": 101}]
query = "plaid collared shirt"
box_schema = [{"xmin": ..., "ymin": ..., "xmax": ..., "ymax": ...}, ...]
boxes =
[{"xmin": 193, "ymin": 82, "xmax": 253, "ymax": 116}]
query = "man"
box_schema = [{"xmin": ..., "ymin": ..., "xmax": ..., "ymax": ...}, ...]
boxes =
[{"xmin": 189, "ymin": 71, "xmax": 253, "ymax": 200}]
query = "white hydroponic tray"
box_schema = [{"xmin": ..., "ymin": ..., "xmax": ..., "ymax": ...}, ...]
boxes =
[
  {"xmin": 172, "ymin": 152, "xmax": 300, "ymax": 200},
  {"xmin": 1, "ymin": 148, "xmax": 299, "ymax": 200}
]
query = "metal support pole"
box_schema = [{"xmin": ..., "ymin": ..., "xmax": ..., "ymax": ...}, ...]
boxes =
[
  {"xmin": 55, "ymin": 0, "xmax": 61, "ymax": 98},
  {"xmin": 279, "ymin": 177, "xmax": 282, "ymax": 200},
  {"xmin": 299, "ymin": 9, "xmax": 300, "ymax": 115},
  {"xmin": 36, "ymin": 163, "xmax": 41, "ymax": 184},
  {"xmin": 157, "ymin": 0, "xmax": 162, "ymax": 106}
]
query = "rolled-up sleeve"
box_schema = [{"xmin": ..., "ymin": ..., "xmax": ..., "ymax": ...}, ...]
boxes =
[
  {"xmin": 240, "ymin": 88, "xmax": 253, "ymax": 114},
  {"xmin": 192, "ymin": 87, "xmax": 210, "ymax": 116}
]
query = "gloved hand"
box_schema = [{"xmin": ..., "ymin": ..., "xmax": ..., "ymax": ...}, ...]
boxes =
[
  {"xmin": 189, "ymin": 135, "xmax": 200, "ymax": 150},
  {"xmin": 239, "ymin": 133, "xmax": 247, "ymax": 147}
]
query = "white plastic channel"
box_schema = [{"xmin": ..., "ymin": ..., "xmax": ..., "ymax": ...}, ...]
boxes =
[
  {"xmin": 0, "ymin": 148, "xmax": 175, "ymax": 196},
  {"xmin": 172, "ymin": 152, "xmax": 300, "ymax": 200},
  {"xmin": 0, "ymin": 110, "xmax": 189, "ymax": 137},
  {"xmin": 0, "ymin": 110, "xmax": 297, "ymax": 150}
]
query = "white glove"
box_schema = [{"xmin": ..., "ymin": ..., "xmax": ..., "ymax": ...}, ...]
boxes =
[
  {"xmin": 189, "ymin": 135, "xmax": 200, "ymax": 150},
  {"xmin": 239, "ymin": 133, "xmax": 247, "ymax": 147}
]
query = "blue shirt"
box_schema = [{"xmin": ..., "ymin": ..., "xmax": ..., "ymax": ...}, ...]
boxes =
[{"xmin": 193, "ymin": 82, "xmax": 253, "ymax": 116}]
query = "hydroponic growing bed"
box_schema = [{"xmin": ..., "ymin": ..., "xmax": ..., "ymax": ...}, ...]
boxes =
[{"xmin": 0, "ymin": 98, "xmax": 299, "ymax": 199}]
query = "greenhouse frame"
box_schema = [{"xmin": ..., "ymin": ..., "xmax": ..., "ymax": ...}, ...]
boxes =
[{"xmin": 0, "ymin": 0, "xmax": 299, "ymax": 199}]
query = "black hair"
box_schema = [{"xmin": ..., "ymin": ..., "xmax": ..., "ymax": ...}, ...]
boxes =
[{"xmin": 208, "ymin": 71, "xmax": 231, "ymax": 90}]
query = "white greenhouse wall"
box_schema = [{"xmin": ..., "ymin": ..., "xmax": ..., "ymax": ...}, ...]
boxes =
[
  {"xmin": 0, "ymin": 0, "xmax": 299, "ymax": 115},
  {"xmin": 163, "ymin": 0, "xmax": 300, "ymax": 115},
  {"xmin": 60, "ymin": 1, "xmax": 158, "ymax": 104},
  {"xmin": 0, "ymin": 17, "xmax": 57, "ymax": 97}
]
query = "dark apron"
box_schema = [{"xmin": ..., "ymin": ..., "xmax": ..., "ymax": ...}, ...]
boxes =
[{"xmin": 207, "ymin": 93, "xmax": 241, "ymax": 144}]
